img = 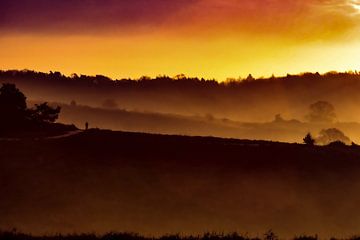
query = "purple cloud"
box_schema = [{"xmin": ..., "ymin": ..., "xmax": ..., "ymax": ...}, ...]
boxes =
[{"xmin": 0, "ymin": 0, "xmax": 198, "ymax": 34}]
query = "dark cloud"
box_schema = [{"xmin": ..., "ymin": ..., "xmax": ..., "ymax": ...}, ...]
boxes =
[
  {"xmin": 0, "ymin": 0, "xmax": 198, "ymax": 34},
  {"xmin": 1, "ymin": 0, "xmax": 359, "ymax": 40}
]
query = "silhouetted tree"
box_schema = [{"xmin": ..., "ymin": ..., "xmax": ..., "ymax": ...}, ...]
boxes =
[
  {"xmin": 0, "ymin": 83, "xmax": 63, "ymax": 134},
  {"xmin": 303, "ymin": 133, "xmax": 315, "ymax": 146},
  {"xmin": 174, "ymin": 74, "xmax": 187, "ymax": 80},
  {"xmin": 30, "ymin": 102, "xmax": 61, "ymax": 123},
  {"xmin": 0, "ymin": 83, "xmax": 28, "ymax": 126},
  {"xmin": 246, "ymin": 74, "xmax": 255, "ymax": 81},
  {"xmin": 306, "ymin": 101, "xmax": 336, "ymax": 123}
]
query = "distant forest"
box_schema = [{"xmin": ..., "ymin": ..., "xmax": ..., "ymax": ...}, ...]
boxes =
[
  {"xmin": 1, "ymin": 69, "xmax": 360, "ymax": 89},
  {"xmin": 2, "ymin": 69, "xmax": 360, "ymax": 124}
]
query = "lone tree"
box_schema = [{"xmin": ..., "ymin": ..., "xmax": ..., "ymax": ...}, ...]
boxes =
[
  {"xmin": 306, "ymin": 101, "xmax": 336, "ymax": 123},
  {"xmin": 0, "ymin": 83, "xmax": 61, "ymax": 131},
  {"xmin": 303, "ymin": 133, "xmax": 315, "ymax": 146}
]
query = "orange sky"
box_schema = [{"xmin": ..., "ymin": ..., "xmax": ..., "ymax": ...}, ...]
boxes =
[{"xmin": 1, "ymin": 0, "xmax": 360, "ymax": 80}]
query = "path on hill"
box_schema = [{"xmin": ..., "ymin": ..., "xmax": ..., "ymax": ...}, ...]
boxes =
[
  {"xmin": 0, "ymin": 130, "xmax": 83, "ymax": 141},
  {"xmin": 0, "ymin": 137, "xmax": 21, "ymax": 141},
  {"xmin": 44, "ymin": 130, "xmax": 83, "ymax": 139}
]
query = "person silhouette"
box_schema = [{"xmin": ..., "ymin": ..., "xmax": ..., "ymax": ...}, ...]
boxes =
[{"xmin": 85, "ymin": 122, "xmax": 89, "ymax": 130}]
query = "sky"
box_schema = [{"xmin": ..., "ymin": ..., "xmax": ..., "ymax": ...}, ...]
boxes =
[{"xmin": 1, "ymin": 0, "xmax": 360, "ymax": 81}]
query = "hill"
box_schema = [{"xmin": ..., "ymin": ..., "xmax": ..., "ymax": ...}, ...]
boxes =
[
  {"xmin": 50, "ymin": 103, "xmax": 360, "ymax": 143},
  {"xmin": 1, "ymin": 130, "xmax": 360, "ymax": 237}
]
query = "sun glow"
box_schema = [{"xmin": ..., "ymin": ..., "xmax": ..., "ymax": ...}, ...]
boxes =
[{"xmin": 349, "ymin": 0, "xmax": 360, "ymax": 12}]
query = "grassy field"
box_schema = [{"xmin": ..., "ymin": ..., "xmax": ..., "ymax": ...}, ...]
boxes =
[{"xmin": 1, "ymin": 130, "xmax": 360, "ymax": 237}]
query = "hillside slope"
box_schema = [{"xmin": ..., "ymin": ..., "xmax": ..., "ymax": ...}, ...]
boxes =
[{"xmin": 1, "ymin": 130, "xmax": 360, "ymax": 237}]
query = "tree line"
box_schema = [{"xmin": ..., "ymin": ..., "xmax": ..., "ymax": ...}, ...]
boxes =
[{"xmin": 1, "ymin": 69, "xmax": 360, "ymax": 90}]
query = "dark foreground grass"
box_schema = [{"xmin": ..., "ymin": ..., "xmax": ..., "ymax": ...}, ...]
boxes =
[
  {"xmin": 1, "ymin": 231, "xmax": 359, "ymax": 240},
  {"xmin": 2, "ymin": 130, "xmax": 360, "ymax": 237}
]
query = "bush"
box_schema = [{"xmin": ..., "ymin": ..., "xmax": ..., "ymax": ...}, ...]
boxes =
[{"xmin": 327, "ymin": 141, "xmax": 347, "ymax": 147}]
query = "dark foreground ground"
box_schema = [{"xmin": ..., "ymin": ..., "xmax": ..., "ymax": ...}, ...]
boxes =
[
  {"xmin": 0, "ymin": 230, "xmax": 346, "ymax": 240},
  {"xmin": 0, "ymin": 231, "xmax": 325, "ymax": 240},
  {"xmin": 1, "ymin": 130, "xmax": 360, "ymax": 237}
]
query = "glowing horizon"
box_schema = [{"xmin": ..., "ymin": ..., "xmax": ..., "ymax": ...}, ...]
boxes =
[{"xmin": 1, "ymin": 0, "xmax": 360, "ymax": 81}]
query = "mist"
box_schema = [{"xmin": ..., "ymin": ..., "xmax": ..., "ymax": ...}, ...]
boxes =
[{"xmin": 3, "ymin": 70, "xmax": 360, "ymax": 143}]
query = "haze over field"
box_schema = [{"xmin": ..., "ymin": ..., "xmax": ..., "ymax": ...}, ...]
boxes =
[{"xmin": 1, "ymin": 70, "xmax": 360, "ymax": 143}]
